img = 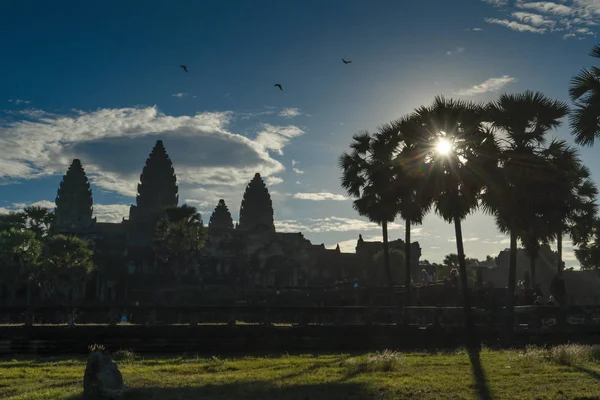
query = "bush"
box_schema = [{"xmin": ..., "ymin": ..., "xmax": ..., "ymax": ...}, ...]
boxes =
[
  {"xmin": 343, "ymin": 350, "xmax": 404, "ymax": 374},
  {"xmin": 112, "ymin": 349, "xmax": 139, "ymax": 361},
  {"xmin": 512, "ymin": 344, "xmax": 600, "ymax": 366}
]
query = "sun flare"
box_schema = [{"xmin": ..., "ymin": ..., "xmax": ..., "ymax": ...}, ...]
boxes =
[{"xmin": 436, "ymin": 138, "xmax": 452, "ymax": 155}]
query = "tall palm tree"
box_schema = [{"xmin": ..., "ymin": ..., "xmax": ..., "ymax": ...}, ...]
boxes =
[
  {"xmin": 23, "ymin": 206, "xmax": 54, "ymax": 238},
  {"xmin": 406, "ymin": 96, "xmax": 498, "ymax": 337},
  {"xmin": 542, "ymin": 139, "xmax": 598, "ymax": 276},
  {"xmin": 570, "ymin": 43, "xmax": 600, "ymax": 146},
  {"xmin": 339, "ymin": 131, "xmax": 400, "ymax": 296},
  {"xmin": 485, "ymin": 91, "xmax": 568, "ymax": 307},
  {"xmin": 379, "ymin": 116, "xmax": 433, "ymax": 306}
]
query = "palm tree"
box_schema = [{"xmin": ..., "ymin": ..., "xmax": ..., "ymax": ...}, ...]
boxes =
[
  {"xmin": 154, "ymin": 204, "xmax": 206, "ymax": 294},
  {"xmin": 542, "ymin": 139, "xmax": 598, "ymax": 276},
  {"xmin": 339, "ymin": 131, "xmax": 400, "ymax": 296},
  {"xmin": 23, "ymin": 206, "xmax": 54, "ymax": 238},
  {"xmin": 406, "ymin": 96, "xmax": 498, "ymax": 336},
  {"xmin": 570, "ymin": 43, "xmax": 600, "ymax": 146},
  {"xmin": 485, "ymin": 91, "xmax": 568, "ymax": 306},
  {"xmin": 0, "ymin": 212, "xmax": 26, "ymax": 232},
  {"xmin": 380, "ymin": 116, "xmax": 433, "ymax": 306}
]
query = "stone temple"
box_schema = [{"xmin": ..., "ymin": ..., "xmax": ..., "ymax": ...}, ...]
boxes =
[{"xmin": 54, "ymin": 140, "xmax": 422, "ymax": 303}]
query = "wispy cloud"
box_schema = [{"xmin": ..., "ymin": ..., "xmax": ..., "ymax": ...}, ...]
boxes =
[
  {"xmin": 8, "ymin": 99, "xmax": 31, "ymax": 105},
  {"xmin": 279, "ymin": 107, "xmax": 302, "ymax": 118},
  {"xmin": 453, "ymin": 75, "xmax": 517, "ymax": 96},
  {"xmin": 465, "ymin": 27, "xmax": 484, "ymax": 31},
  {"xmin": 482, "ymin": 1, "xmax": 600, "ymax": 38},
  {"xmin": 0, "ymin": 106, "xmax": 304, "ymax": 199},
  {"xmin": 265, "ymin": 176, "xmax": 283, "ymax": 186},
  {"xmin": 172, "ymin": 93, "xmax": 188, "ymax": 98},
  {"xmin": 446, "ymin": 47, "xmax": 466, "ymax": 56},
  {"xmin": 482, "ymin": 0, "xmax": 508, "ymax": 6},
  {"xmin": 276, "ymin": 217, "xmax": 403, "ymax": 233},
  {"xmin": 485, "ymin": 18, "xmax": 548, "ymax": 33},
  {"xmin": 292, "ymin": 167, "xmax": 304, "ymax": 174},
  {"xmin": 292, "ymin": 192, "xmax": 347, "ymax": 201}
]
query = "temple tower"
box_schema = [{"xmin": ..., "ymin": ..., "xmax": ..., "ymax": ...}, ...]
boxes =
[
  {"xmin": 54, "ymin": 159, "xmax": 94, "ymax": 232},
  {"xmin": 128, "ymin": 140, "xmax": 178, "ymax": 243},
  {"xmin": 208, "ymin": 199, "xmax": 234, "ymax": 235},
  {"xmin": 238, "ymin": 173, "xmax": 274, "ymax": 232}
]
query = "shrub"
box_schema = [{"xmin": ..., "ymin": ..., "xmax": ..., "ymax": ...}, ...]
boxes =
[{"xmin": 343, "ymin": 350, "xmax": 404, "ymax": 374}]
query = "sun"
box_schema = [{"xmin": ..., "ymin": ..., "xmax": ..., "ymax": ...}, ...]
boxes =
[{"xmin": 436, "ymin": 138, "xmax": 452, "ymax": 155}]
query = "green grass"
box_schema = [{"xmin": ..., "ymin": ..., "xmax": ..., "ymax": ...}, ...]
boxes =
[{"xmin": 2, "ymin": 345, "xmax": 600, "ymax": 399}]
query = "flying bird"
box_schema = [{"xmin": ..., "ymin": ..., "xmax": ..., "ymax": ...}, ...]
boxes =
[
  {"xmin": 274, "ymin": 84, "xmax": 283, "ymax": 91},
  {"xmin": 180, "ymin": 65, "xmax": 188, "ymax": 73},
  {"xmin": 342, "ymin": 58, "xmax": 352, "ymax": 64}
]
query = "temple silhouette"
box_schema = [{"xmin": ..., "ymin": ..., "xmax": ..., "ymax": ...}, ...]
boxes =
[{"xmin": 54, "ymin": 140, "xmax": 422, "ymax": 304}]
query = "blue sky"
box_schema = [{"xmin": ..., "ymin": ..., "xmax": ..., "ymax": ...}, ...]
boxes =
[{"xmin": 1, "ymin": 0, "xmax": 599, "ymax": 266}]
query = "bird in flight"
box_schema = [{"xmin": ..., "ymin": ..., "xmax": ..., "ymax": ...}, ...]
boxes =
[
  {"xmin": 342, "ymin": 58, "xmax": 352, "ymax": 64},
  {"xmin": 274, "ymin": 84, "xmax": 283, "ymax": 91},
  {"xmin": 180, "ymin": 65, "xmax": 188, "ymax": 73}
]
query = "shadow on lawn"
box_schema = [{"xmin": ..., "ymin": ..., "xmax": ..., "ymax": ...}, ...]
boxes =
[{"xmin": 64, "ymin": 382, "xmax": 378, "ymax": 400}]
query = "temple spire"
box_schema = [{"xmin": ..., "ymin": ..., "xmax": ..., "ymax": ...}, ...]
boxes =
[
  {"xmin": 238, "ymin": 173, "xmax": 274, "ymax": 231},
  {"xmin": 54, "ymin": 159, "xmax": 94, "ymax": 232},
  {"xmin": 130, "ymin": 140, "xmax": 178, "ymax": 222},
  {"xmin": 208, "ymin": 199, "xmax": 234, "ymax": 234}
]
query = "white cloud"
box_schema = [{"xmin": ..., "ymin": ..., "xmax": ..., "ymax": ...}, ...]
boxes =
[
  {"xmin": 465, "ymin": 27, "xmax": 484, "ymax": 31},
  {"xmin": 453, "ymin": 75, "xmax": 517, "ymax": 96},
  {"xmin": 10, "ymin": 200, "xmax": 55, "ymax": 210},
  {"xmin": 292, "ymin": 167, "xmax": 304, "ymax": 174},
  {"xmin": 8, "ymin": 99, "xmax": 31, "ymax": 105},
  {"xmin": 295, "ymin": 181, "xmax": 301, "ymax": 185},
  {"xmin": 292, "ymin": 192, "xmax": 347, "ymax": 201},
  {"xmin": 448, "ymin": 237, "xmax": 480, "ymax": 243},
  {"xmin": 0, "ymin": 106, "xmax": 304, "ymax": 198},
  {"xmin": 265, "ymin": 176, "xmax": 283, "ymax": 186},
  {"xmin": 512, "ymin": 11, "xmax": 557, "ymax": 27},
  {"xmin": 93, "ymin": 204, "xmax": 131, "ymax": 223},
  {"xmin": 483, "ymin": 1, "xmax": 599, "ymax": 38},
  {"xmin": 275, "ymin": 217, "xmax": 403, "ymax": 233},
  {"xmin": 172, "ymin": 93, "xmax": 188, "ymax": 98},
  {"xmin": 254, "ymin": 124, "xmax": 304, "ymax": 156},
  {"xmin": 518, "ymin": 2, "xmax": 574, "ymax": 16},
  {"xmin": 447, "ymin": 47, "xmax": 465, "ymax": 56},
  {"xmin": 279, "ymin": 107, "xmax": 302, "ymax": 118},
  {"xmin": 482, "ymin": 0, "xmax": 508, "ymax": 6},
  {"xmin": 485, "ymin": 18, "xmax": 548, "ymax": 33}
]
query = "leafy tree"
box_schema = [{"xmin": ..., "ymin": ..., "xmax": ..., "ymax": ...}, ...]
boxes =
[
  {"xmin": 484, "ymin": 91, "xmax": 568, "ymax": 310},
  {"xmin": 339, "ymin": 132, "xmax": 400, "ymax": 295},
  {"xmin": 569, "ymin": 43, "xmax": 600, "ymax": 146},
  {"xmin": 575, "ymin": 218, "xmax": 600, "ymax": 270},
  {"xmin": 406, "ymin": 96, "xmax": 498, "ymax": 340},
  {"xmin": 154, "ymin": 204, "xmax": 206, "ymax": 285},
  {"xmin": 41, "ymin": 234, "xmax": 94, "ymax": 300},
  {"xmin": 0, "ymin": 228, "xmax": 42, "ymax": 305},
  {"xmin": 372, "ymin": 249, "xmax": 406, "ymax": 286}
]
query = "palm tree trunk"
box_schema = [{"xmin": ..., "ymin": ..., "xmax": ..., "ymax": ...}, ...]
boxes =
[
  {"xmin": 404, "ymin": 220, "xmax": 411, "ymax": 307},
  {"xmin": 381, "ymin": 221, "xmax": 394, "ymax": 301},
  {"xmin": 453, "ymin": 216, "xmax": 476, "ymax": 348},
  {"xmin": 506, "ymin": 231, "xmax": 518, "ymax": 330},
  {"xmin": 530, "ymin": 256, "xmax": 536, "ymax": 290},
  {"xmin": 557, "ymin": 230, "xmax": 563, "ymax": 277}
]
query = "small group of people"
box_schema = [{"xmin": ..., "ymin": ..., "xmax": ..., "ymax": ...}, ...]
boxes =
[{"xmin": 420, "ymin": 268, "xmax": 436, "ymax": 284}]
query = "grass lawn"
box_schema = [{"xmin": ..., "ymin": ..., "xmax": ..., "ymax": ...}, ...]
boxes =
[{"xmin": 2, "ymin": 345, "xmax": 600, "ymax": 399}]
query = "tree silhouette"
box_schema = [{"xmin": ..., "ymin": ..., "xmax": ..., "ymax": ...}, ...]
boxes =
[
  {"xmin": 339, "ymin": 131, "xmax": 400, "ymax": 297},
  {"xmin": 570, "ymin": 43, "xmax": 600, "ymax": 146}
]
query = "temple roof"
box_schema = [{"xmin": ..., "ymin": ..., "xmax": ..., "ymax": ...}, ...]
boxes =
[{"xmin": 238, "ymin": 173, "xmax": 274, "ymax": 232}]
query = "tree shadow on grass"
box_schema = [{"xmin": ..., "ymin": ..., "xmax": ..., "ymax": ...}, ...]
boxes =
[
  {"xmin": 466, "ymin": 347, "xmax": 492, "ymax": 400},
  {"xmin": 64, "ymin": 381, "xmax": 378, "ymax": 400}
]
